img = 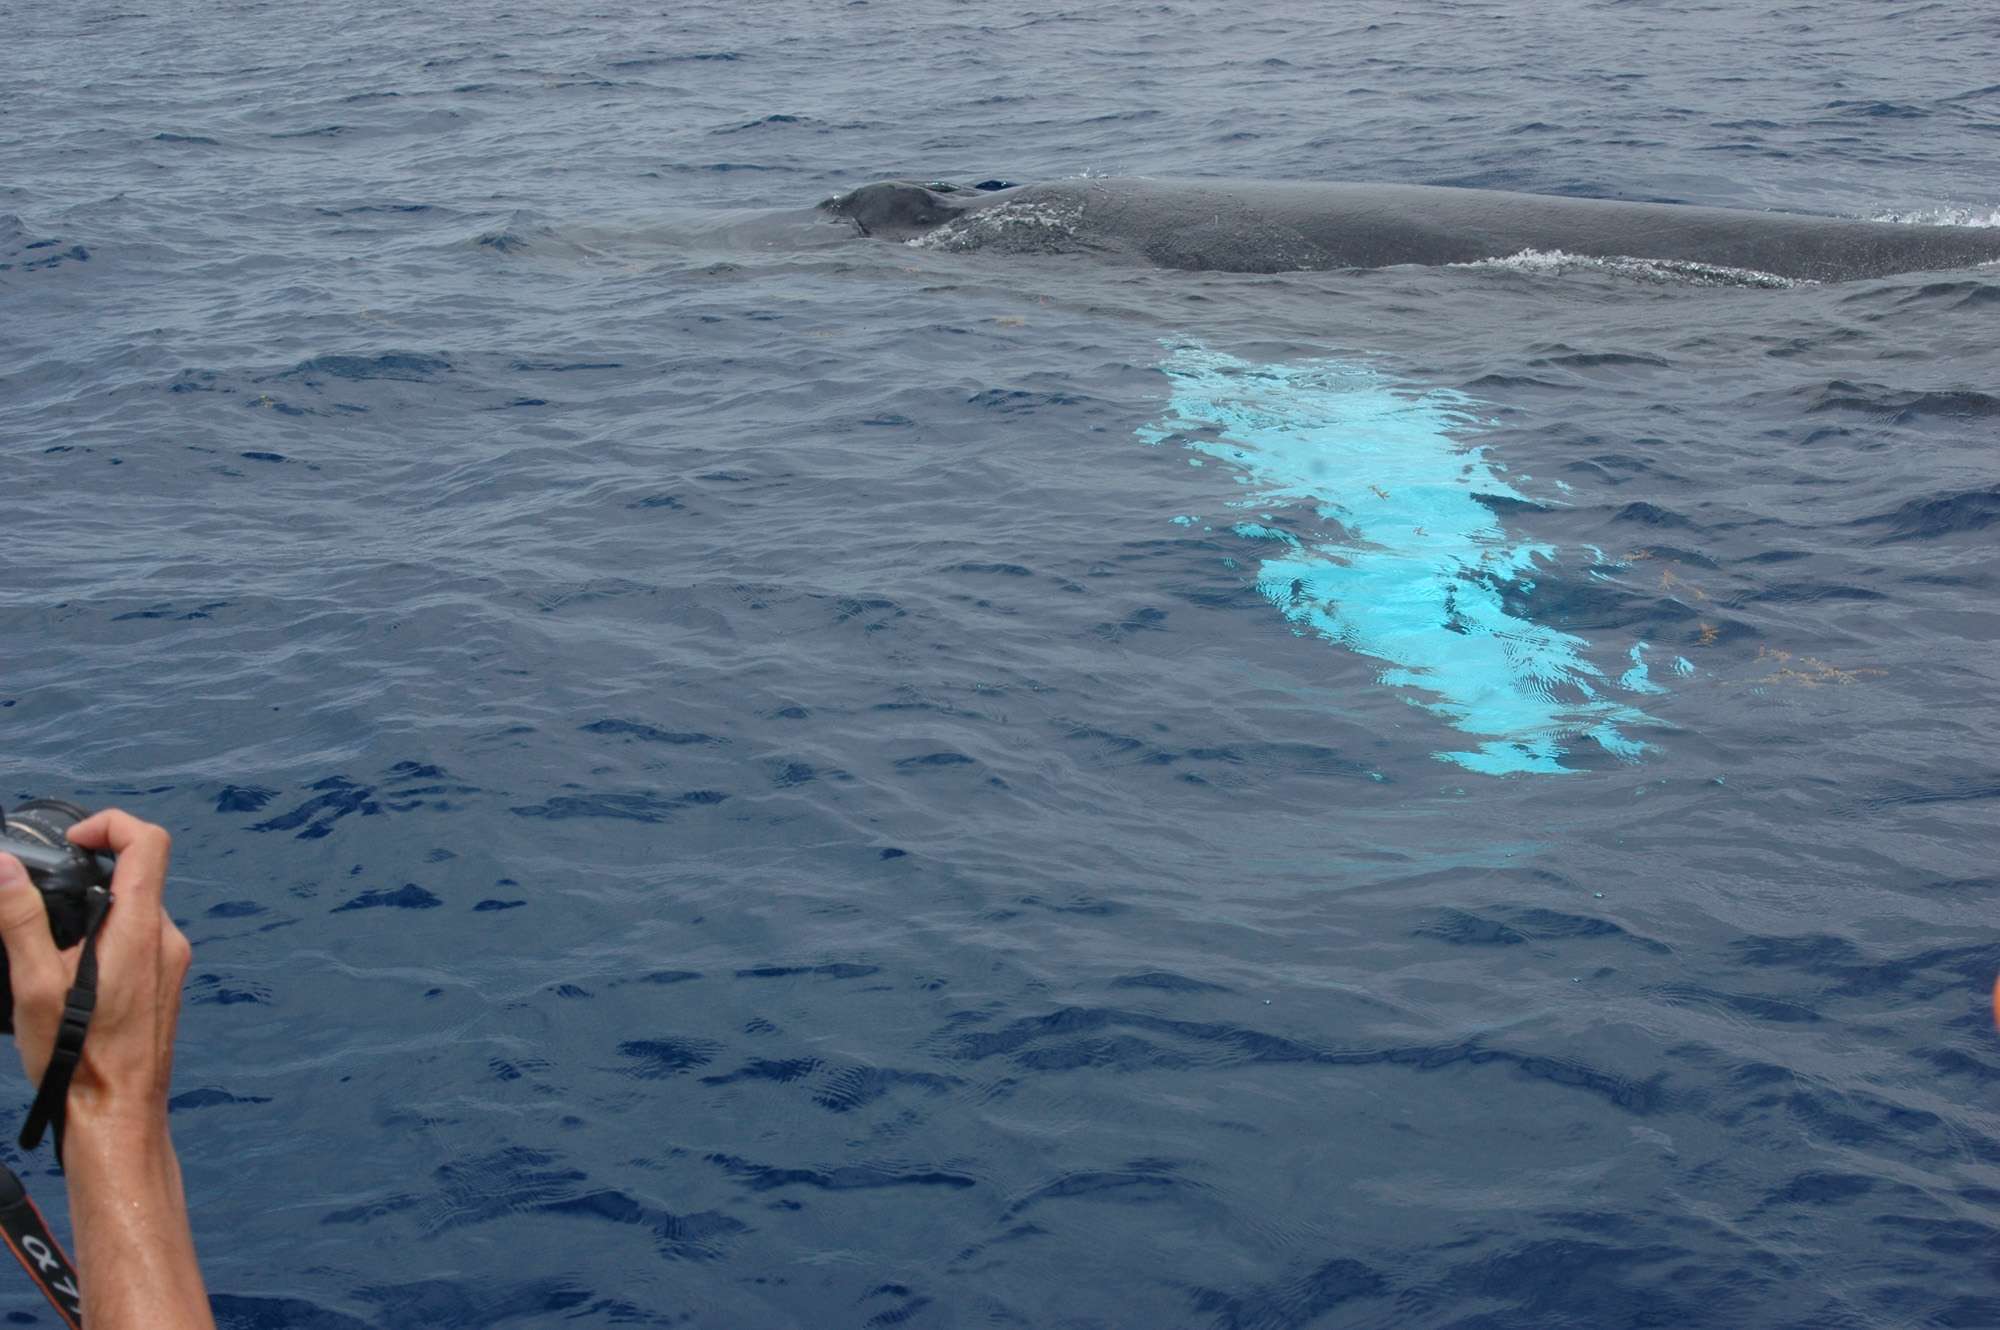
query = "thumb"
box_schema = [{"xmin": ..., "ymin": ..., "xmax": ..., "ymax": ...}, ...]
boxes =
[{"xmin": 0, "ymin": 855, "xmax": 63, "ymax": 996}]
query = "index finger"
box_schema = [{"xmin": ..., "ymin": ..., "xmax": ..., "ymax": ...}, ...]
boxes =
[{"xmin": 65, "ymin": 808, "xmax": 172, "ymax": 902}]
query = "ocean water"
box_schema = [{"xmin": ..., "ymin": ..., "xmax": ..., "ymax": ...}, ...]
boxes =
[{"xmin": 4, "ymin": 2, "xmax": 1998, "ymax": 1326}]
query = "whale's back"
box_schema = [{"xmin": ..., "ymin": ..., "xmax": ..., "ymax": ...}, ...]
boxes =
[
  {"xmin": 834, "ymin": 176, "xmax": 2000, "ymax": 281},
  {"xmin": 1062, "ymin": 179, "xmax": 2000, "ymax": 281}
]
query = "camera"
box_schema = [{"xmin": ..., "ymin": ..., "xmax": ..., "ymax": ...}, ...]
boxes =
[{"xmin": 0, "ymin": 801, "xmax": 114, "ymax": 1034}]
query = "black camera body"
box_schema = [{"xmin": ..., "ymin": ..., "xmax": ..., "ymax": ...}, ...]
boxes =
[{"xmin": 0, "ymin": 801, "xmax": 114, "ymax": 1034}]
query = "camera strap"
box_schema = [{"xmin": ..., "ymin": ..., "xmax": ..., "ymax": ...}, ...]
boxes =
[
  {"xmin": 20, "ymin": 886, "xmax": 111, "ymax": 1155},
  {"xmin": 0, "ymin": 1168, "xmax": 81, "ymax": 1328},
  {"xmin": 0, "ymin": 883, "xmax": 111, "ymax": 1328}
]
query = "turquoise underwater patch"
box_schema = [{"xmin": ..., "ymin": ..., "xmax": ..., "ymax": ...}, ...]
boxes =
[{"xmin": 1137, "ymin": 344, "xmax": 1676, "ymax": 776}]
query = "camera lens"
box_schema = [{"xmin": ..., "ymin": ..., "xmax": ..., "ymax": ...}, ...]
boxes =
[
  {"xmin": 0, "ymin": 800, "xmax": 107, "ymax": 1035},
  {"xmin": 4, "ymin": 800, "xmax": 92, "ymax": 854}
]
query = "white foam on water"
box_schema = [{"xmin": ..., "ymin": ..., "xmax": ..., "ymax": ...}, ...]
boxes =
[
  {"xmin": 1870, "ymin": 205, "xmax": 2000, "ymax": 228},
  {"xmin": 1452, "ymin": 248, "xmax": 1800, "ymax": 289}
]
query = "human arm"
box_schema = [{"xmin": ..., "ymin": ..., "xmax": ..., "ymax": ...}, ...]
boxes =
[{"xmin": 0, "ymin": 809, "xmax": 212, "ymax": 1329}]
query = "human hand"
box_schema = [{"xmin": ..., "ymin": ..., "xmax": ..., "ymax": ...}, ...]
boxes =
[
  {"xmin": 0, "ymin": 810, "xmax": 210, "ymax": 1326},
  {"xmin": 0, "ymin": 810, "xmax": 192, "ymax": 1129}
]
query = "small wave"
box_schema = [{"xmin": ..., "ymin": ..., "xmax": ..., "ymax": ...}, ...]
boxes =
[
  {"xmin": 277, "ymin": 353, "xmax": 452, "ymax": 383},
  {"xmin": 1889, "ymin": 280, "xmax": 2000, "ymax": 310},
  {"xmin": 607, "ymin": 51, "xmax": 741, "ymax": 70},
  {"xmin": 0, "ymin": 216, "xmax": 89, "ymax": 273},
  {"xmin": 1854, "ymin": 486, "xmax": 2000, "ymax": 543},
  {"xmin": 716, "ymin": 113, "xmax": 815, "ymax": 134},
  {"xmin": 476, "ymin": 228, "xmax": 536, "ymax": 254},
  {"xmin": 1453, "ymin": 248, "xmax": 1798, "ymax": 288},
  {"xmin": 1824, "ymin": 99, "xmax": 1929, "ymax": 119},
  {"xmin": 1802, "ymin": 381, "xmax": 2000, "ymax": 421},
  {"xmin": 471, "ymin": 210, "xmax": 585, "ymax": 255},
  {"xmin": 315, "ymin": 203, "xmax": 436, "ymax": 217},
  {"xmin": 1528, "ymin": 350, "xmax": 1672, "ymax": 369}
]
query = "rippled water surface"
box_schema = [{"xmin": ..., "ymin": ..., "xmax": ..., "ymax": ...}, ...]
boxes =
[{"xmin": 5, "ymin": 2, "xmax": 1999, "ymax": 1326}]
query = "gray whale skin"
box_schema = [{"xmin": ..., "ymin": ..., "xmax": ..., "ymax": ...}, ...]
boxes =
[{"xmin": 822, "ymin": 177, "xmax": 2000, "ymax": 281}]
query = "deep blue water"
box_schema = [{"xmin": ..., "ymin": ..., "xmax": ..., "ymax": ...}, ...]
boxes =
[{"xmin": 4, "ymin": 2, "xmax": 1999, "ymax": 1326}]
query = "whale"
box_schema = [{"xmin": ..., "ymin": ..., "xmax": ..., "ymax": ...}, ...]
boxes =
[{"xmin": 821, "ymin": 178, "xmax": 2000, "ymax": 282}]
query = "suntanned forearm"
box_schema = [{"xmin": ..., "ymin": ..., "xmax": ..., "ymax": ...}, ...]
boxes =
[
  {"xmin": 0, "ymin": 814, "xmax": 211, "ymax": 1325},
  {"xmin": 62, "ymin": 1106, "xmax": 212, "ymax": 1330}
]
